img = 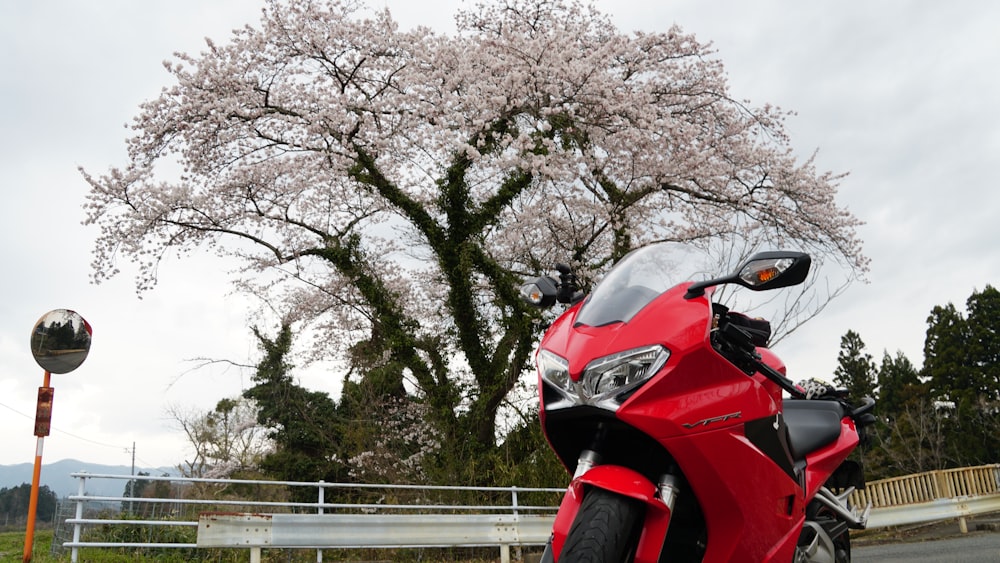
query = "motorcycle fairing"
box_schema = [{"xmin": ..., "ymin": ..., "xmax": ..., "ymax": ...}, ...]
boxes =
[
  {"xmin": 744, "ymin": 413, "xmax": 798, "ymax": 482},
  {"xmin": 540, "ymin": 287, "xmax": 808, "ymax": 561},
  {"xmin": 542, "ymin": 283, "xmax": 711, "ymax": 381},
  {"xmin": 800, "ymin": 418, "xmax": 860, "ymax": 499},
  {"xmin": 663, "ymin": 425, "xmax": 805, "ymax": 563},
  {"xmin": 616, "ymin": 344, "xmax": 782, "ymax": 439}
]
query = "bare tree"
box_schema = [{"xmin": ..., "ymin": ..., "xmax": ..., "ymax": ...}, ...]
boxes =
[
  {"xmin": 168, "ymin": 397, "xmax": 271, "ymax": 479},
  {"xmin": 873, "ymin": 399, "xmax": 952, "ymax": 476}
]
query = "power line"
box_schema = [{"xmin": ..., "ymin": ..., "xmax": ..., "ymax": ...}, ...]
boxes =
[{"xmin": 0, "ymin": 400, "xmax": 129, "ymax": 450}]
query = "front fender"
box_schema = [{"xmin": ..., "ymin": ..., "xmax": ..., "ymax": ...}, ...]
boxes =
[
  {"xmin": 578, "ymin": 465, "xmax": 663, "ymax": 505},
  {"xmin": 550, "ymin": 465, "xmax": 673, "ymax": 563}
]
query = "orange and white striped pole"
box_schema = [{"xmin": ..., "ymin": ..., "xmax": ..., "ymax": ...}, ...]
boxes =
[{"xmin": 23, "ymin": 371, "xmax": 54, "ymax": 563}]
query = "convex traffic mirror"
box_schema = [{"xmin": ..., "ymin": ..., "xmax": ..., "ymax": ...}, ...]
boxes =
[{"xmin": 30, "ymin": 309, "xmax": 92, "ymax": 374}]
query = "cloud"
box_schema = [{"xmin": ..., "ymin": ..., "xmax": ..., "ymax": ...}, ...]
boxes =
[{"xmin": 2, "ymin": 0, "xmax": 999, "ymax": 467}]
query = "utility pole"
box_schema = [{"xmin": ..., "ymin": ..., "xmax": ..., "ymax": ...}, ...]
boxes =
[{"xmin": 130, "ymin": 442, "xmax": 136, "ymax": 515}]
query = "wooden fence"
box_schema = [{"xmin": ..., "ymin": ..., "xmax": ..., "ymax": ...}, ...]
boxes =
[{"xmin": 848, "ymin": 463, "xmax": 1000, "ymax": 509}]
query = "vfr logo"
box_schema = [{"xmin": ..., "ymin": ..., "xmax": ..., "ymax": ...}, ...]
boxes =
[{"xmin": 682, "ymin": 411, "xmax": 742, "ymax": 429}]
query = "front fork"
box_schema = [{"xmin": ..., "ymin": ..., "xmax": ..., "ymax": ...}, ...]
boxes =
[{"xmin": 541, "ymin": 450, "xmax": 679, "ymax": 563}]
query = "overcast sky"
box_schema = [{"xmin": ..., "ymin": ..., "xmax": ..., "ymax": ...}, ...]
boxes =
[{"xmin": 1, "ymin": 0, "xmax": 998, "ymax": 470}]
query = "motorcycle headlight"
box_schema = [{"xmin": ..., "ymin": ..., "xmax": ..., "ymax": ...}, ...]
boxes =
[
  {"xmin": 538, "ymin": 345, "xmax": 670, "ymax": 411},
  {"xmin": 582, "ymin": 345, "xmax": 670, "ymax": 404},
  {"xmin": 538, "ymin": 349, "xmax": 571, "ymax": 392}
]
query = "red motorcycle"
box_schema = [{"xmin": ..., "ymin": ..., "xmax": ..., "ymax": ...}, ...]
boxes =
[{"xmin": 522, "ymin": 244, "xmax": 875, "ymax": 562}]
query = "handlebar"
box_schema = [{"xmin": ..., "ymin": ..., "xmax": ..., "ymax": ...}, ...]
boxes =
[
  {"xmin": 849, "ymin": 396, "xmax": 877, "ymax": 427},
  {"xmin": 716, "ymin": 321, "xmax": 806, "ymax": 399},
  {"xmin": 554, "ymin": 264, "xmax": 585, "ymax": 304},
  {"xmin": 715, "ymin": 319, "xmax": 877, "ymax": 424}
]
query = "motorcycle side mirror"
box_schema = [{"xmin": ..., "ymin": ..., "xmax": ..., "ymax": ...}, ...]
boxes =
[
  {"xmin": 520, "ymin": 276, "xmax": 559, "ymax": 308},
  {"xmin": 684, "ymin": 251, "xmax": 811, "ymax": 299}
]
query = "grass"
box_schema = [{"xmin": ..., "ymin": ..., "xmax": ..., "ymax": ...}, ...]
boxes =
[
  {"xmin": 0, "ymin": 529, "xmax": 54, "ymax": 562},
  {"xmin": 2, "ymin": 528, "xmax": 239, "ymax": 562},
  {"xmin": 0, "ymin": 529, "xmax": 510, "ymax": 562}
]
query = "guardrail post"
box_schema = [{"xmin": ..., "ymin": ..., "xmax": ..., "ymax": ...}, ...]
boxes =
[
  {"xmin": 317, "ymin": 480, "xmax": 325, "ymax": 563},
  {"xmin": 511, "ymin": 486, "xmax": 521, "ymax": 563},
  {"xmin": 70, "ymin": 473, "xmax": 86, "ymax": 563}
]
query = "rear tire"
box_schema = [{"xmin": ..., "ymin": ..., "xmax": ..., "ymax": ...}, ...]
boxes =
[
  {"xmin": 559, "ymin": 488, "xmax": 644, "ymax": 562},
  {"xmin": 834, "ymin": 530, "xmax": 851, "ymax": 563}
]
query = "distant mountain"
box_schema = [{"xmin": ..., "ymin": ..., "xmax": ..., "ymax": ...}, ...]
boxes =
[{"xmin": 0, "ymin": 459, "xmax": 176, "ymax": 499}]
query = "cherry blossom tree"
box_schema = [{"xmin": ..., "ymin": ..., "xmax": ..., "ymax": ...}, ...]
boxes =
[{"xmin": 83, "ymin": 0, "xmax": 866, "ymax": 474}]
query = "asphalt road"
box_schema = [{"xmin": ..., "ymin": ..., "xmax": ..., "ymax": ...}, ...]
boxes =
[{"xmin": 854, "ymin": 533, "xmax": 1000, "ymax": 562}]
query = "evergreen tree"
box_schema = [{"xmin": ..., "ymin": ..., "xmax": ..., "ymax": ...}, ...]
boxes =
[
  {"xmin": 0, "ymin": 484, "xmax": 57, "ymax": 525},
  {"xmin": 965, "ymin": 285, "xmax": 1000, "ymax": 400},
  {"xmin": 921, "ymin": 295, "xmax": 1000, "ymax": 466},
  {"xmin": 833, "ymin": 330, "xmax": 877, "ymax": 400},
  {"xmin": 923, "ymin": 302, "xmax": 971, "ymax": 401},
  {"xmin": 242, "ymin": 324, "xmax": 348, "ymax": 497},
  {"xmin": 957, "ymin": 287, "xmax": 1000, "ymax": 464},
  {"xmin": 876, "ymin": 350, "xmax": 921, "ymax": 420}
]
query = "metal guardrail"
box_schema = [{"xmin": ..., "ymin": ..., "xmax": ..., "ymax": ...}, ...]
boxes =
[
  {"xmin": 62, "ymin": 472, "xmax": 562, "ymax": 563},
  {"xmin": 61, "ymin": 465, "xmax": 1000, "ymax": 561},
  {"xmin": 866, "ymin": 494, "xmax": 1000, "ymax": 529},
  {"xmin": 197, "ymin": 512, "xmax": 555, "ymax": 563},
  {"xmin": 197, "ymin": 512, "xmax": 555, "ymax": 547}
]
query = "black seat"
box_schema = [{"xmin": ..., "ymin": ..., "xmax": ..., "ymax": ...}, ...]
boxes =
[{"xmin": 783, "ymin": 400, "xmax": 846, "ymax": 459}]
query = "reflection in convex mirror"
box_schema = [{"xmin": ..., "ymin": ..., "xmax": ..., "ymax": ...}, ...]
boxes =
[{"xmin": 30, "ymin": 309, "xmax": 92, "ymax": 374}]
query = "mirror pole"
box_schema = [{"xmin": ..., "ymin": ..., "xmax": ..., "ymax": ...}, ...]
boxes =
[
  {"xmin": 24, "ymin": 310, "xmax": 90, "ymax": 562},
  {"xmin": 22, "ymin": 371, "xmax": 52, "ymax": 563}
]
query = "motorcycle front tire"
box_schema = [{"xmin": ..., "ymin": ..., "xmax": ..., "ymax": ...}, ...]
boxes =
[{"xmin": 559, "ymin": 487, "xmax": 644, "ymax": 562}]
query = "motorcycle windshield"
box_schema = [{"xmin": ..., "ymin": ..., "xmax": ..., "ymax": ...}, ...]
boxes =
[{"xmin": 575, "ymin": 243, "xmax": 680, "ymax": 327}]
